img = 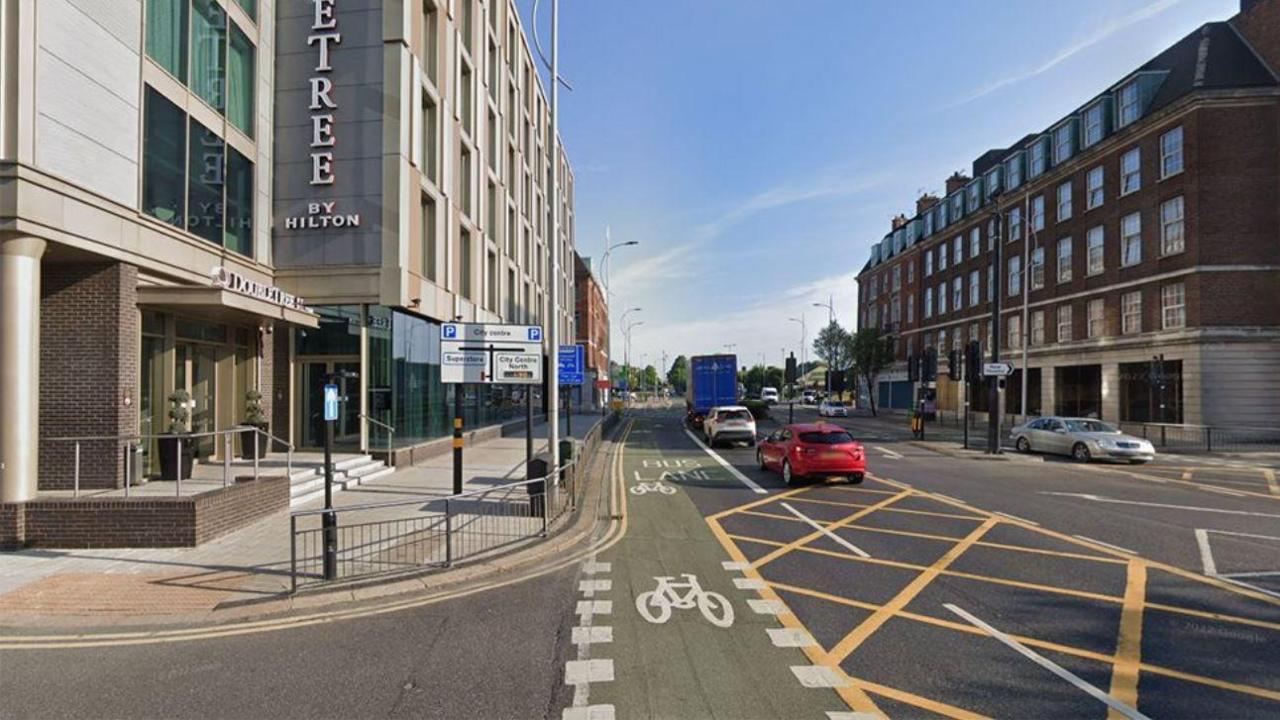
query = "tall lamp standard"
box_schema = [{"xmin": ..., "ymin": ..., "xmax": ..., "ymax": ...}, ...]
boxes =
[
  {"xmin": 987, "ymin": 190, "xmax": 1005, "ymax": 454},
  {"xmin": 625, "ymin": 320, "xmax": 645, "ymax": 400},
  {"xmin": 788, "ymin": 316, "xmax": 807, "ymax": 388},
  {"xmin": 600, "ymin": 233, "xmax": 639, "ymax": 399},
  {"xmin": 812, "ymin": 297, "xmax": 835, "ymax": 398}
]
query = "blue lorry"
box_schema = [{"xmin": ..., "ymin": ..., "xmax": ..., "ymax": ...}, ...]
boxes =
[{"xmin": 686, "ymin": 354, "xmax": 739, "ymax": 429}]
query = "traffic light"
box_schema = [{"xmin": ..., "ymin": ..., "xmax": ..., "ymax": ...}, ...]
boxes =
[
  {"xmin": 785, "ymin": 354, "xmax": 797, "ymax": 384},
  {"xmin": 965, "ymin": 340, "xmax": 982, "ymax": 382},
  {"xmin": 907, "ymin": 354, "xmax": 919, "ymax": 382},
  {"xmin": 923, "ymin": 347, "xmax": 938, "ymax": 382},
  {"xmin": 831, "ymin": 368, "xmax": 846, "ymax": 394},
  {"xmin": 948, "ymin": 349, "xmax": 961, "ymax": 381}
]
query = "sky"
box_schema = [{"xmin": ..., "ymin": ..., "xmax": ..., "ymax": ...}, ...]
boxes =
[{"xmin": 520, "ymin": 0, "xmax": 1239, "ymax": 374}]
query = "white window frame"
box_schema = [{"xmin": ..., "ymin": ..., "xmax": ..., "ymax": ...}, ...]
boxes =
[
  {"xmin": 1009, "ymin": 206, "xmax": 1023, "ymax": 242},
  {"xmin": 1118, "ymin": 81, "xmax": 1140, "ymax": 128},
  {"xmin": 1057, "ymin": 181, "xmax": 1072, "ymax": 222},
  {"xmin": 1008, "ymin": 255, "xmax": 1021, "ymax": 296},
  {"xmin": 925, "ymin": 287, "xmax": 934, "ymax": 318},
  {"xmin": 1057, "ymin": 305, "xmax": 1072, "ymax": 343},
  {"xmin": 1084, "ymin": 103, "xmax": 1104, "ymax": 147},
  {"xmin": 1160, "ymin": 196, "xmax": 1185, "ymax": 256},
  {"xmin": 969, "ymin": 228, "xmax": 981, "ymax": 258},
  {"xmin": 1008, "ymin": 315, "xmax": 1022, "ymax": 349},
  {"xmin": 1087, "ymin": 298, "xmax": 1105, "ymax": 339},
  {"xmin": 1087, "ymin": 226, "xmax": 1105, "ymax": 276},
  {"xmin": 1160, "ymin": 126, "xmax": 1183, "ymax": 179},
  {"xmin": 1162, "ymin": 282, "xmax": 1186, "ymax": 329},
  {"xmin": 1031, "ymin": 195, "xmax": 1045, "ymax": 233},
  {"xmin": 1120, "ymin": 147, "xmax": 1141, "ymax": 196},
  {"xmin": 938, "ymin": 282, "xmax": 948, "ymax": 315},
  {"xmin": 924, "ymin": 249, "xmax": 933, "ymax": 276},
  {"xmin": 953, "ymin": 236, "xmax": 963, "ymax": 265},
  {"xmin": 1122, "ymin": 291, "xmax": 1142, "ymax": 334},
  {"xmin": 1087, "ymin": 166, "xmax": 1104, "ymax": 210},
  {"xmin": 953, "ymin": 277, "xmax": 963, "ymax": 311},
  {"xmin": 1057, "ymin": 237, "xmax": 1072, "ymax": 284},
  {"xmin": 1053, "ymin": 124, "xmax": 1073, "ymax": 165},
  {"xmin": 1030, "ymin": 310, "xmax": 1044, "ymax": 346},
  {"xmin": 969, "ymin": 270, "xmax": 980, "ymax": 307},
  {"xmin": 1030, "ymin": 246, "xmax": 1045, "ymax": 290},
  {"xmin": 1121, "ymin": 212, "xmax": 1142, "ymax": 267},
  {"xmin": 1029, "ymin": 139, "xmax": 1047, "ymax": 178},
  {"xmin": 938, "ymin": 245, "xmax": 947, "ymax": 272}
]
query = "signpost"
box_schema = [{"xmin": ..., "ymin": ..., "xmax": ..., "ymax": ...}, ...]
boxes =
[
  {"xmin": 439, "ymin": 323, "xmax": 544, "ymax": 495},
  {"xmin": 321, "ymin": 380, "xmax": 343, "ymax": 580},
  {"xmin": 558, "ymin": 345, "xmax": 584, "ymax": 436},
  {"xmin": 983, "ymin": 362, "xmax": 1014, "ymax": 377}
]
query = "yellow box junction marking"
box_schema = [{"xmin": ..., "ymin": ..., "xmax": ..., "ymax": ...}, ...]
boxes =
[{"xmin": 1107, "ymin": 561, "xmax": 1147, "ymax": 718}]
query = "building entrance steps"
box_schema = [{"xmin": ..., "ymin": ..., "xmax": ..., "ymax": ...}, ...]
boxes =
[{"xmin": 0, "ymin": 413, "xmax": 608, "ymax": 628}]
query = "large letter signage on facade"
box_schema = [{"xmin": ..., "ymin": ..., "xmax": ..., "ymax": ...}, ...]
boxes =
[{"xmin": 308, "ymin": 0, "xmax": 341, "ymax": 186}]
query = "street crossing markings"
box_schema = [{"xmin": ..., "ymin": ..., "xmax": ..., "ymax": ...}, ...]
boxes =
[
  {"xmin": 945, "ymin": 603, "xmax": 1152, "ymax": 720},
  {"xmin": 780, "ymin": 502, "xmax": 871, "ymax": 558},
  {"xmin": 790, "ymin": 665, "xmax": 853, "ymax": 689},
  {"xmin": 571, "ymin": 626, "xmax": 613, "ymax": 644},
  {"xmin": 767, "ymin": 627, "xmax": 817, "ymax": 648},
  {"xmin": 682, "ymin": 428, "xmax": 769, "ymax": 494}
]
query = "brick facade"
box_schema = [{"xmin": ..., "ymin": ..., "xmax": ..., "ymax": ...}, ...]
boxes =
[
  {"xmin": 0, "ymin": 475, "xmax": 288, "ymax": 549},
  {"xmin": 573, "ymin": 253, "xmax": 609, "ymax": 375},
  {"xmin": 38, "ymin": 262, "xmax": 139, "ymax": 491}
]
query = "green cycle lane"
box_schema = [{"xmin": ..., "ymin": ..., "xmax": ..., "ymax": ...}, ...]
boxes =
[{"xmin": 575, "ymin": 409, "xmax": 855, "ymax": 720}]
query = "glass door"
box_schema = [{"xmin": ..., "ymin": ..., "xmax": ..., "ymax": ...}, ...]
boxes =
[{"xmin": 300, "ymin": 359, "xmax": 361, "ymax": 451}]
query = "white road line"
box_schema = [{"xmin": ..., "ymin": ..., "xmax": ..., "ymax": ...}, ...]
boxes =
[
  {"xmin": 826, "ymin": 713, "xmax": 879, "ymax": 720},
  {"xmin": 1041, "ymin": 492, "xmax": 1280, "ymax": 518},
  {"xmin": 994, "ymin": 511, "xmax": 1040, "ymax": 526},
  {"xmin": 748, "ymin": 599, "xmax": 788, "ymax": 615},
  {"xmin": 874, "ymin": 445, "xmax": 903, "ymax": 459},
  {"xmin": 790, "ymin": 665, "xmax": 852, "ymax": 689},
  {"xmin": 1195, "ymin": 529, "xmax": 1219, "ymax": 576},
  {"xmin": 721, "ymin": 561, "xmax": 750, "ymax": 571},
  {"xmin": 571, "ymin": 626, "xmax": 613, "ymax": 644},
  {"xmin": 733, "ymin": 577, "xmax": 767, "ymax": 590},
  {"xmin": 683, "ymin": 428, "xmax": 769, "ymax": 494},
  {"xmin": 581, "ymin": 562, "xmax": 612, "ymax": 574},
  {"xmin": 780, "ymin": 502, "xmax": 871, "ymax": 558},
  {"xmin": 1218, "ymin": 576, "xmax": 1280, "ymax": 601},
  {"xmin": 1221, "ymin": 570, "xmax": 1280, "ymax": 579},
  {"xmin": 1072, "ymin": 535, "xmax": 1137, "ymax": 555},
  {"xmin": 766, "ymin": 627, "xmax": 816, "ymax": 647},
  {"xmin": 565, "ymin": 659, "xmax": 615, "ymax": 684},
  {"xmin": 578, "ymin": 579, "xmax": 612, "ymax": 597},
  {"xmin": 562, "ymin": 706, "xmax": 615, "ymax": 720},
  {"xmin": 1202, "ymin": 485, "xmax": 1248, "ymax": 498},
  {"xmin": 945, "ymin": 604, "xmax": 1151, "ymax": 720},
  {"xmin": 575, "ymin": 600, "xmax": 612, "ymax": 618}
]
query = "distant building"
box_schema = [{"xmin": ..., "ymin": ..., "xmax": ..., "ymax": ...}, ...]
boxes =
[
  {"xmin": 574, "ymin": 253, "xmax": 609, "ymax": 407},
  {"xmin": 855, "ymin": 0, "xmax": 1280, "ymax": 428}
]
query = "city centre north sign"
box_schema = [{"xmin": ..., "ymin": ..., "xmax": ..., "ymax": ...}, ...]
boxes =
[{"xmin": 440, "ymin": 323, "xmax": 544, "ymax": 385}]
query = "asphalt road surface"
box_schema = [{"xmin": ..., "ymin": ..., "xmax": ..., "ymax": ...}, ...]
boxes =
[{"xmin": 4, "ymin": 404, "xmax": 1278, "ymax": 719}]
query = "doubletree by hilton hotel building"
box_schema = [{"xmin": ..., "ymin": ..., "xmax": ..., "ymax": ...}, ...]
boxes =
[
  {"xmin": 0, "ymin": 0, "xmax": 576, "ymax": 502},
  {"xmin": 855, "ymin": 0, "xmax": 1280, "ymax": 429}
]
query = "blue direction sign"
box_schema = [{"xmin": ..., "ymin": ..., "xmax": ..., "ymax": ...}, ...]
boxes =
[
  {"xmin": 558, "ymin": 344, "xmax": 585, "ymax": 385},
  {"xmin": 323, "ymin": 384, "xmax": 340, "ymax": 421}
]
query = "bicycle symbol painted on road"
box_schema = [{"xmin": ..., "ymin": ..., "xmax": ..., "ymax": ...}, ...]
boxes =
[
  {"xmin": 630, "ymin": 481, "xmax": 677, "ymax": 496},
  {"xmin": 635, "ymin": 573, "xmax": 734, "ymax": 627}
]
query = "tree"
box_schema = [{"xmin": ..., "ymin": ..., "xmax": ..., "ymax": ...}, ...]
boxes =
[
  {"xmin": 642, "ymin": 365, "xmax": 659, "ymax": 389},
  {"xmin": 812, "ymin": 321, "xmax": 854, "ymax": 394},
  {"xmin": 667, "ymin": 355, "xmax": 689, "ymax": 394},
  {"xmin": 764, "ymin": 366, "xmax": 784, "ymax": 390},
  {"xmin": 850, "ymin": 328, "xmax": 897, "ymax": 416}
]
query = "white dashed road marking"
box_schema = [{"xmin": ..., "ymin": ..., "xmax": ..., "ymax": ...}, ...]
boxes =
[
  {"xmin": 566, "ymin": 556, "xmax": 616, "ymax": 720},
  {"xmin": 721, "ymin": 561, "xmax": 750, "ymax": 571},
  {"xmin": 790, "ymin": 665, "xmax": 852, "ymax": 688},
  {"xmin": 733, "ymin": 577, "xmax": 766, "ymax": 590},
  {"xmin": 562, "ymin": 706, "xmax": 615, "ymax": 720},
  {"xmin": 766, "ymin": 628, "xmax": 816, "ymax": 647},
  {"xmin": 575, "ymin": 600, "xmax": 612, "ymax": 617},
  {"xmin": 780, "ymin": 502, "xmax": 871, "ymax": 558},
  {"xmin": 683, "ymin": 428, "xmax": 769, "ymax": 494},
  {"xmin": 565, "ymin": 659, "xmax": 615, "ymax": 684},
  {"xmin": 748, "ymin": 599, "xmax": 788, "ymax": 615},
  {"xmin": 581, "ymin": 562, "xmax": 612, "ymax": 574},
  {"xmin": 578, "ymin": 579, "xmax": 612, "ymax": 596},
  {"xmin": 827, "ymin": 713, "xmax": 880, "ymax": 720},
  {"xmin": 571, "ymin": 626, "xmax": 613, "ymax": 644}
]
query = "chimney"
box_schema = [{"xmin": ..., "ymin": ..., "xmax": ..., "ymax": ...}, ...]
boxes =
[
  {"xmin": 891, "ymin": 214, "xmax": 909, "ymax": 231},
  {"xmin": 916, "ymin": 194, "xmax": 940, "ymax": 216},
  {"xmin": 945, "ymin": 172, "xmax": 970, "ymax": 196},
  {"xmin": 1234, "ymin": 0, "xmax": 1280, "ymax": 76}
]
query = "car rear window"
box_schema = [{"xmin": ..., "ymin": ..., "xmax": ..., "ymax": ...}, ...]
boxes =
[
  {"xmin": 799, "ymin": 431, "xmax": 854, "ymax": 444},
  {"xmin": 718, "ymin": 410, "xmax": 752, "ymax": 421}
]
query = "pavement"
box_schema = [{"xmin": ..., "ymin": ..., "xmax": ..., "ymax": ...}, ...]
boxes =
[
  {"xmin": 0, "ymin": 412, "xmax": 607, "ymax": 629},
  {"xmin": 3, "ymin": 402, "xmax": 1278, "ymax": 719}
]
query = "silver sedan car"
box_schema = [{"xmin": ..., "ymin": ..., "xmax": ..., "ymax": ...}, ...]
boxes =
[{"xmin": 1010, "ymin": 416, "xmax": 1156, "ymax": 463}]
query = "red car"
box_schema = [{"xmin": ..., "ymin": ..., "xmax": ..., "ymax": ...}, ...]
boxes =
[{"xmin": 756, "ymin": 423, "xmax": 866, "ymax": 485}]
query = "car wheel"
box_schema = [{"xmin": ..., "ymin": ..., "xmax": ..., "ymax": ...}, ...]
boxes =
[
  {"xmin": 849, "ymin": 472, "xmax": 865, "ymax": 485},
  {"xmin": 1016, "ymin": 436, "xmax": 1031, "ymax": 453},
  {"xmin": 1072, "ymin": 443, "xmax": 1092, "ymax": 463},
  {"xmin": 782, "ymin": 460, "xmax": 795, "ymax": 487},
  {"xmin": 757, "ymin": 449, "xmax": 767, "ymax": 470}
]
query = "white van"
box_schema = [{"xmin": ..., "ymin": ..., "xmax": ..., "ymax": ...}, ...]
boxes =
[{"xmin": 761, "ymin": 387, "xmax": 780, "ymax": 404}]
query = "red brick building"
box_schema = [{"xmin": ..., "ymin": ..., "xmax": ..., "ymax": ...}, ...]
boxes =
[
  {"xmin": 574, "ymin": 252, "xmax": 609, "ymax": 407},
  {"xmin": 856, "ymin": 0, "xmax": 1280, "ymax": 428}
]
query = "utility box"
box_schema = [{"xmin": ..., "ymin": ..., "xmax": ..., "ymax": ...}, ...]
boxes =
[{"xmin": 527, "ymin": 455, "xmax": 548, "ymax": 518}]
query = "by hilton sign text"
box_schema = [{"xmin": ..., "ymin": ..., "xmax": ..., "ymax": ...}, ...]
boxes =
[{"xmin": 284, "ymin": 0, "xmax": 362, "ymax": 231}]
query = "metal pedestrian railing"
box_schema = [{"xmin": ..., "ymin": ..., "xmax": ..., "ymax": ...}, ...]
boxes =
[
  {"xmin": 289, "ymin": 457, "xmax": 582, "ymax": 592},
  {"xmin": 47, "ymin": 426, "xmax": 294, "ymax": 498},
  {"xmin": 359, "ymin": 414, "xmax": 396, "ymax": 459},
  {"xmin": 1115, "ymin": 421, "xmax": 1280, "ymax": 454}
]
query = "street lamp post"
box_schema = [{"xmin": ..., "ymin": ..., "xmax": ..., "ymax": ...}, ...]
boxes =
[
  {"xmin": 625, "ymin": 320, "xmax": 644, "ymax": 402},
  {"xmin": 600, "ymin": 233, "xmax": 639, "ymax": 405},
  {"xmin": 813, "ymin": 297, "xmax": 835, "ymax": 398},
  {"xmin": 788, "ymin": 316, "xmax": 806, "ymax": 387},
  {"xmin": 988, "ymin": 194, "xmax": 1004, "ymax": 454}
]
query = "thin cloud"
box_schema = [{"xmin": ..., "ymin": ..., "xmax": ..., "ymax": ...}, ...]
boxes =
[{"xmin": 944, "ymin": 0, "xmax": 1184, "ymax": 109}]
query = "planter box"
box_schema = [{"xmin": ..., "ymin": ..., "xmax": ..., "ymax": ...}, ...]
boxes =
[
  {"xmin": 157, "ymin": 437, "xmax": 194, "ymax": 481},
  {"xmin": 240, "ymin": 427, "xmax": 269, "ymax": 460}
]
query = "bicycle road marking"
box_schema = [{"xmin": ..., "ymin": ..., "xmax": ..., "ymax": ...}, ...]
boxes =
[
  {"xmin": 944, "ymin": 603, "xmax": 1151, "ymax": 720},
  {"xmin": 779, "ymin": 501, "xmax": 871, "ymax": 558},
  {"xmin": 683, "ymin": 428, "xmax": 768, "ymax": 494},
  {"xmin": 634, "ymin": 573, "xmax": 734, "ymax": 627}
]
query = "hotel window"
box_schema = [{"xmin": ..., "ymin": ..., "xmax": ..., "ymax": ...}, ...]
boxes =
[
  {"xmin": 969, "ymin": 270, "xmax": 980, "ymax": 306},
  {"xmin": 1161, "ymin": 196, "xmax": 1185, "ymax": 256},
  {"xmin": 1083, "ymin": 103, "xmax": 1104, "ymax": 147},
  {"xmin": 488, "ymin": 110, "xmax": 499, "ymax": 171},
  {"xmin": 1008, "ymin": 255, "xmax": 1021, "ymax": 296},
  {"xmin": 1030, "ymin": 195, "xmax": 1045, "ymax": 233},
  {"xmin": 1120, "ymin": 148, "xmax": 1141, "ymax": 195},
  {"xmin": 1087, "ymin": 227, "xmax": 1104, "ymax": 275},
  {"xmin": 1030, "ymin": 310, "xmax": 1044, "ymax": 346},
  {"xmin": 487, "ymin": 181, "xmax": 497, "ymax": 236},
  {"xmin": 970, "ymin": 228, "xmax": 981, "ymax": 258},
  {"xmin": 938, "ymin": 283, "xmax": 948, "ymax": 315},
  {"xmin": 1087, "ymin": 299, "xmax": 1105, "ymax": 338},
  {"xmin": 1030, "ymin": 247, "xmax": 1045, "ymax": 290},
  {"xmin": 1029, "ymin": 140, "xmax": 1047, "ymax": 178},
  {"xmin": 224, "ymin": 146, "xmax": 252, "ymax": 255},
  {"xmin": 1007, "ymin": 154, "xmax": 1023, "ymax": 190},
  {"xmin": 1160, "ymin": 126, "xmax": 1183, "ymax": 178},
  {"xmin": 1122, "ymin": 291, "xmax": 1142, "ymax": 334},
  {"xmin": 938, "ymin": 245, "xmax": 947, "ymax": 272},
  {"xmin": 924, "ymin": 287, "xmax": 934, "ymax": 318},
  {"xmin": 424, "ymin": 2, "xmax": 440, "ymax": 84},
  {"xmin": 1121, "ymin": 212, "xmax": 1142, "ymax": 267},
  {"xmin": 147, "ymin": 0, "xmax": 189, "ymax": 82},
  {"xmin": 422, "ymin": 196, "xmax": 437, "ymax": 281},
  {"xmin": 1057, "ymin": 305, "xmax": 1073, "ymax": 343},
  {"xmin": 1087, "ymin": 166, "xmax": 1104, "ymax": 209},
  {"xmin": 1162, "ymin": 283, "xmax": 1186, "ymax": 329},
  {"xmin": 953, "ymin": 236, "xmax": 963, "ymax": 265},
  {"xmin": 227, "ymin": 25, "xmax": 254, "ymax": 136},
  {"xmin": 1053, "ymin": 124, "xmax": 1074, "ymax": 165},
  {"xmin": 459, "ymin": 146, "xmax": 473, "ymax": 217},
  {"xmin": 1057, "ymin": 181, "xmax": 1072, "ymax": 222},
  {"xmin": 506, "ymin": 206, "xmax": 515, "ymax": 256},
  {"xmin": 460, "ymin": 229, "xmax": 473, "ymax": 299},
  {"xmin": 186, "ymin": 119, "xmax": 224, "ymax": 244},
  {"xmin": 142, "ymin": 89, "xmax": 187, "ymax": 229},
  {"xmin": 423, "ymin": 97, "xmax": 439, "ymax": 183},
  {"xmin": 1008, "ymin": 315, "xmax": 1021, "ymax": 349},
  {"xmin": 1117, "ymin": 81, "xmax": 1140, "ymax": 128},
  {"xmin": 1008, "ymin": 206, "xmax": 1022, "ymax": 242},
  {"xmin": 190, "ymin": 0, "xmax": 226, "ymax": 112},
  {"xmin": 461, "ymin": 60, "xmax": 475, "ymax": 137},
  {"xmin": 953, "ymin": 277, "xmax": 963, "ymax": 311},
  {"xmin": 1057, "ymin": 237, "xmax": 1073, "ymax": 283},
  {"xmin": 487, "ymin": 250, "xmax": 498, "ymax": 310}
]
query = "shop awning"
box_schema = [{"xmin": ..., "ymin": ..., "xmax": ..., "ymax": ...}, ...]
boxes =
[{"xmin": 137, "ymin": 286, "xmax": 320, "ymax": 328}]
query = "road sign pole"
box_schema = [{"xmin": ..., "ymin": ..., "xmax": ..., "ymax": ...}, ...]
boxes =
[
  {"xmin": 322, "ymin": 378, "xmax": 338, "ymax": 581},
  {"xmin": 453, "ymin": 385, "xmax": 463, "ymax": 495},
  {"xmin": 526, "ymin": 389, "xmax": 534, "ymax": 478},
  {"xmin": 989, "ymin": 209, "xmax": 1003, "ymax": 455}
]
